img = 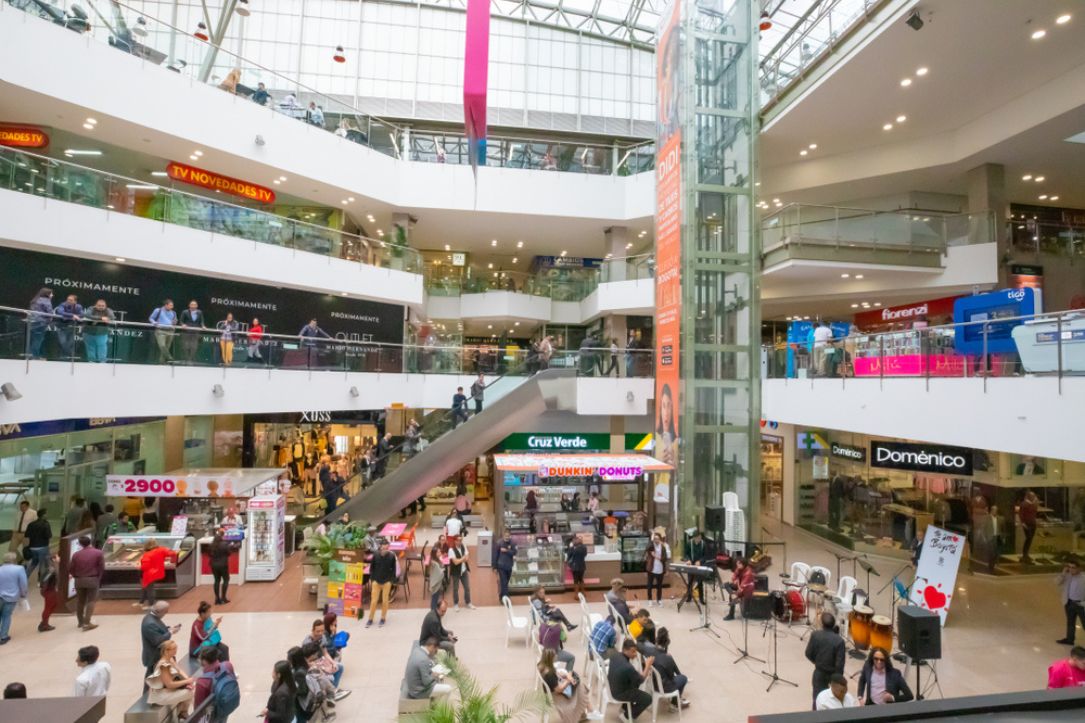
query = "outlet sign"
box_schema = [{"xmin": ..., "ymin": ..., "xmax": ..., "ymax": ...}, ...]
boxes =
[
  {"xmin": 501, "ymin": 433, "xmax": 610, "ymax": 452},
  {"xmin": 870, "ymin": 441, "xmax": 973, "ymax": 475},
  {"xmin": 830, "ymin": 442, "xmax": 866, "ymax": 462}
]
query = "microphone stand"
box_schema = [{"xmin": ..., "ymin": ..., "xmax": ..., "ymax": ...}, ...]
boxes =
[
  {"xmin": 733, "ymin": 612, "xmax": 762, "ymax": 663},
  {"xmin": 760, "ymin": 616, "xmax": 797, "ymax": 692}
]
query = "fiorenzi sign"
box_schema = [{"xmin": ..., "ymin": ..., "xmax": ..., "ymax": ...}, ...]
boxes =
[
  {"xmin": 830, "ymin": 442, "xmax": 866, "ymax": 462},
  {"xmin": 0, "ymin": 126, "xmax": 49, "ymax": 148},
  {"xmin": 166, "ymin": 161, "xmax": 276, "ymax": 204},
  {"xmin": 870, "ymin": 441, "xmax": 973, "ymax": 475}
]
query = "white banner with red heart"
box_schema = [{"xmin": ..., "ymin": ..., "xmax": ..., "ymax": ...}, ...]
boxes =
[{"xmin": 909, "ymin": 525, "xmax": 965, "ymax": 626}]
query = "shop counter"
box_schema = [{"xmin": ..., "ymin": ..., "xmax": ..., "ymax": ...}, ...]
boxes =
[
  {"xmin": 1016, "ymin": 520, "xmax": 1074, "ymax": 558},
  {"xmin": 196, "ymin": 535, "xmax": 248, "ymax": 587},
  {"xmin": 1013, "ymin": 316, "xmax": 1085, "ymax": 373},
  {"xmin": 99, "ymin": 532, "xmax": 197, "ymax": 600},
  {"xmin": 580, "ymin": 550, "xmax": 622, "ymax": 590}
]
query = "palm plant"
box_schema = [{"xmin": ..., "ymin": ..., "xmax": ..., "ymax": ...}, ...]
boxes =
[
  {"xmin": 301, "ymin": 520, "xmax": 372, "ymax": 574},
  {"xmin": 408, "ymin": 652, "xmax": 548, "ymax": 723}
]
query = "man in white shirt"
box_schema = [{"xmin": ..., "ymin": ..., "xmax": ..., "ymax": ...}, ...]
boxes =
[
  {"xmin": 445, "ymin": 511, "xmax": 464, "ymax": 539},
  {"xmin": 812, "ymin": 321, "xmax": 834, "ymax": 377},
  {"xmin": 816, "ymin": 674, "xmax": 858, "ymax": 710},
  {"xmin": 73, "ymin": 645, "xmax": 111, "ymax": 697},
  {"xmin": 8, "ymin": 501, "xmax": 36, "ymax": 561}
]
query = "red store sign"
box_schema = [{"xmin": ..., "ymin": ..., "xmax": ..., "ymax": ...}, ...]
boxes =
[
  {"xmin": 0, "ymin": 125, "xmax": 49, "ymax": 149},
  {"xmin": 166, "ymin": 161, "xmax": 276, "ymax": 204},
  {"xmin": 854, "ymin": 295, "xmax": 960, "ymax": 329}
]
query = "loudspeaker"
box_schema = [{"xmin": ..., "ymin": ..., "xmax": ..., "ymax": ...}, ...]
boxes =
[
  {"xmin": 744, "ymin": 592, "xmax": 773, "ymax": 619},
  {"xmin": 754, "ymin": 574, "xmax": 769, "ymax": 592},
  {"xmin": 897, "ymin": 605, "xmax": 941, "ymax": 660},
  {"xmin": 704, "ymin": 505, "xmax": 726, "ymax": 531}
]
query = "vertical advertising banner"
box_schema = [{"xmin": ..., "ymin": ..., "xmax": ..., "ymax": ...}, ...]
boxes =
[
  {"xmin": 655, "ymin": 0, "xmax": 682, "ymax": 477},
  {"xmin": 909, "ymin": 525, "xmax": 965, "ymax": 626}
]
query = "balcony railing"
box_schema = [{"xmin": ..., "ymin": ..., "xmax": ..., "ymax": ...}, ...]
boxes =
[
  {"xmin": 761, "ymin": 204, "xmax": 995, "ymax": 258},
  {"xmin": 0, "ymin": 146, "xmax": 423, "ymax": 272},
  {"xmin": 2, "ymin": 0, "xmax": 653, "ymax": 176},
  {"xmin": 763, "ymin": 309, "xmax": 1084, "ymax": 390},
  {"xmin": 0, "ymin": 305, "xmax": 655, "ymax": 377}
]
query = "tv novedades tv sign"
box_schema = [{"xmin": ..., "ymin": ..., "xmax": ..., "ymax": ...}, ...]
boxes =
[{"xmin": 870, "ymin": 441, "xmax": 973, "ymax": 475}]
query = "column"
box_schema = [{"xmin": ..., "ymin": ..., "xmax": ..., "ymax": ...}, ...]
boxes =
[
  {"xmin": 966, "ymin": 163, "xmax": 1009, "ymax": 283},
  {"xmin": 605, "ymin": 226, "xmax": 630, "ymax": 281},
  {"xmin": 655, "ymin": 0, "xmax": 760, "ymax": 536}
]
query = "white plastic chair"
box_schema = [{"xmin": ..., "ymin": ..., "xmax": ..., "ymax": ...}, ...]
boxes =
[
  {"xmin": 578, "ymin": 592, "xmax": 603, "ymax": 641},
  {"xmin": 599, "ymin": 658, "xmax": 633, "ymax": 721},
  {"xmin": 832, "ymin": 575, "xmax": 858, "ymax": 634},
  {"xmin": 785, "ymin": 562, "xmax": 811, "ymax": 588},
  {"xmin": 536, "ymin": 670, "xmax": 554, "ymax": 723},
  {"xmin": 605, "ymin": 599, "xmax": 630, "ymax": 647},
  {"xmin": 502, "ymin": 595, "xmax": 530, "ymax": 648},
  {"xmin": 649, "ymin": 666, "xmax": 682, "ymax": 723}
]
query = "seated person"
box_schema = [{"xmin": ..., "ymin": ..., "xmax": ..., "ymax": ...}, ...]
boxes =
[
  {"xmin": 322, "ymin": 612, "xmax": 347, "ymax": 666},
  {"xmin": 816, "ymin": 674, "xmax": 859, "ymax": 710},
  {"xmin": 301, "ymin": 620, "xmax": 348, "ymax": 698},
  {"xmin": 588, "ymin": 616, "xmax": 618, "ymax": 659},
  {"xmin": 652, "ymin": 628, "xmax": 689, "ymax": 709},
  {"xmin": 419, "ymin": 598, "xmax": 457, "ymax": 658},
  {"xmin": 301, "ymin": 641, "xmax": 347, "ymax": 704},
  {"xmin": 857, "ymin": 647, "xmax": 913, "ymax": 704},
  {"xmin": 604, "ymin": 578, "xmax": 633, "ymax": 624},
  {"xmin": 538, "ymin": 649, "xmax": 600, "ymax": 723},
  {"xmin": 529, "ymin": 586, "xmax": 577, "ymax": 630},
  {"xmin": 402, "ymin": 637, "xmax": 452, "ymax": 702},
  {"xmin": 538, "ymin": 614, "xmax": 575, "ymax": 671},
  {"xmin": 193, "ymin": 646, "xmax": 236, "ymax": 712},
  {"xmin": 724, "ymin": 557, "xmax": 755, "ymax": 621},
  {"xmin": 627, "ymin": 608, "xmax": 656, "ymax": 646},
  {"xmin": 607, "ymin": 638, "xmax": 654, "ymax": 721}
]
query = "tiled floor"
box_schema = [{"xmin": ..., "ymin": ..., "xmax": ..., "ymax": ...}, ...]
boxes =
[{"xmin": 0, "ymin": 516, "xmax": 1077, "ymax": 722}]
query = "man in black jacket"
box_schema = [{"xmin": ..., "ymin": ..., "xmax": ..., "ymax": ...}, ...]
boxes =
[
  {"xmin": 179, "ymin": 300, "xmax": 207, "ymax": 364},
  {"xmin": 804, "ymin": 612, "xmax": 845, "ymax": 706},
  {"xmin": 141, "ymin": 602, "xmax": 179, "ymax": 682},
  {"xmin": 857, "ymin": 646, "xmax": 913, "ymax": 705},
  {"xmin": 366, "ymin": 541, "xmax": 397, "ymax": 628},
  {"xmin": 419, "ymin": 598, "xmax": 457, "ymax": 657}
]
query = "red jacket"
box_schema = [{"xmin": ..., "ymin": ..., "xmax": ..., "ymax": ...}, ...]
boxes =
[
  {"xmin": 734, "ymin": 566, "xmax": 755, "ymax": 599},
  {"xmin": 141, "ymin": 546, "xmax": 176, "ymax": 587}
]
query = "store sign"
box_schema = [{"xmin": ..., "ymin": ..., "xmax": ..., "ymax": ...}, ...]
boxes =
[
  {"xmin": 107, "ymin": 474, "xmax": 248, "ymax": 498},
  {"xmin": 909, "ymin": 525, "xmax": 965, "ymax": 625},
  {"xmin": 538, "ymin": 463, "xmax": 644, "ymax": 480},
  {"xmin": 870, "ymin": 441, "xmax": 973, "ymax": 475},
  {"xmin": 0, "ymin": 416, "xmax": 163, "ymax": 441},
  {"xmin": 299, "ymin": 411, "xmax": 332, "ymax": 423},
  {"xmin": 830, "ymin": 442, "xmax": 865, "ymax": 462},
  {"xmin": 451, "ymin": 253, "xmax": 466, "ymax": 267},
  {"xmin": 854, "ymin": 295, "xmax": 960, "ymax": 328},
  {"xmin": 166, "ymin": 161, "xmax": 276, "ymax": 204},
  {"xmin": 534, "ymin": 255, "xmax": 603, "ymax": 269},
  {"xmin": 0, "ymin": 126, "xmax": 49, "ymax": 148},
  {"xmin": 1009, "ymin": 264, "xmax": 1043, "ymax": 291},
  {"xmin": 502, "ymin": 433, "xmax": 609, "ymax": 451}
]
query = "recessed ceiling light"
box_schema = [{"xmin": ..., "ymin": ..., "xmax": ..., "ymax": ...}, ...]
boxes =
[
  {"xmin": 861, "ymin": 303, "xmax": 871, "ymax": 308},
  {"xmin": 491, "ymin": 239, "xmax": 497, "ymax": 246},
  {"xmin": 755, "ymin": 181, "xmax": 761, "ymax": 187},
  {"xmin": 800, "ymin": 150, "xmax": 808, "ymax": 156},
  {"xmin": 850, "ymin": 304, "xmax": 859, "ymax": 309},
  {"xmin": 82, "ymin": 123, "xmax": 94, "ymax": 130},
  {"xmin": 883, "ymin": 123, "xmax": 893, "ymax": 131},
  {"xmin": 915, "ymin": 67, "xmax": 928, "ymax": 76},
  {"xmin": 1039, "ymin": 195, "xmax": 1048, "ymax": 200},
  {"xmin": 855, "ymin": 274, "xmax": 864, "ymax": 279},
  {"xmin": 1022, "ymin": 174, "xmax": 1033, "ymax": 181},
  {"xmin": 841, "ymin": 273, "xmax": 850, "ymax": 278},
  {"xmin": 273, "ymin": 180, "xmax": 280, "ymax": 185},
  {"xmin": 189, "ymin": 154, "xmax": 199, "ymax": 160},
  {"xmin": 625, "ymin": 242, "xmax": 634, "ymax": 249},
  {"xmin": 1035, "ymin": 176, "xmax": 1045, "ymax": 182},
  {"xmin": 874, "ymin": 303, "xmax": 882, "ymax": 307},
  {"xmin": 514, "ymin": 321, "xmax": 520, "ymax": 326},
  {"xmin": 900, "ymin": 78, "xmax": 912, "ymax": 87},
  {"xmin": 279, "ymin": 176, "xmax": 287, "ymax": 182},
  {"xmin": 115, "ymin": 257, "xmax": 127, "ymax": 263},
  {"xmin": 124, "ymin": 184, "xmax": 158, "ymax": 190},
  {"xmin": 63, "ymin": 149, "xmax": 102, "ymax": 156},
  {"xmin": 561, "ymin": 250, "xmax": 568, "ymax": 256},
  {"xmin": 896, "ymin": 115, "xmax": 907, "ymax": 123},
  {"xmin": 1031, "ymin": 29, "xmax": 1047, "ymax": 40},
  {"xmin": 151, "ymin": 171, "xmax": 168, "ymax": 177},
  {"xmin": 487, "ymin": 325, "xmax": 492, "ymax": 329},
  {"xmin": 512, "ymin": 257, "xmax": 518, "ymax": 263},
  {"xmin": 772, "ymin": 198, "xmax": 780, "ymax": 203},
  {"xmin": 341, "ymin": 200, "xmax": 348, "ymax": 205},
  {"xmin": 516, "ymin": 241, "xmax": 524, "ymax": 248},
  {"xmin": 444, "ymin": 244, "xmax": 451, "ymax": 251},
  {"xmin": 808, "ymin": 143, "xmax": 817, "ymax": 150},
  {"xmin": 193, "ymin": 150, "xmax": 203, "ymax": 157},
  {"xmin": 340, "ymin": 292, "xmax": 348, "ymax": 296},
  {"xmin": 1056, "ymin": 14, "xmax": 1071, "ymax": 25},
  {"xmin": 85, "ymin": 118, "xmax": 97, "ymax": 125},
  {"xmin": 1050, "ymin": 195, "xmax": 1060, "ymax": 201},
  {"xmin": 348, "ymin": 197, "xmax": 355, "ymax": 202},
  {"xmin": 487, "ymin": 263, "xmax": 493, "ymax": 269}
]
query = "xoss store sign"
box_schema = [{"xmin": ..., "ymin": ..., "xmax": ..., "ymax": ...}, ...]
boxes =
[
  {"xmin": 166, "ymin": 161, "xmax": 276, "ymax": 204},
  {"xmin": 0, "ymin": 126, "xmax": 49, "ymax": 148}
]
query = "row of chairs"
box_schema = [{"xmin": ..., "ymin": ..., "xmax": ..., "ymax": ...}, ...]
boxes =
[{"xmin": 785, "ymin": 561, "xmax": 860, "ymax": 627}]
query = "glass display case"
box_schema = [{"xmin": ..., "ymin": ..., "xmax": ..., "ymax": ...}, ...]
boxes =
[
  {"xmin": 619, "ymin": 532, "xmax": 649, "ymax": 574},
  {"xmin": 509, "ymin": 533, "xmax": 565, "ymax": 593},
  {"xmin": 100, "ymin": 532, "xmax": 197, "ymax": 599}
]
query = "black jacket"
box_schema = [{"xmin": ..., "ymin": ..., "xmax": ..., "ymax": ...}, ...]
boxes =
[
  {"xmin": 141, "ymin": 613, "xmax": 172, "ymax": 667},
  {"xmin": 370, "ymin": 551, "xmax": 397, "ymax": 585},
  {"xmin": 25, "ymin": 518, "xmax": 51, "ymax": 548},
  {"xmin": 265, "ymin": 681, "xmax": 296, "ymax": 723},
  {"xmin": 804, "ymin": 629, "xmax": 845, "ymax": 675},
  {"xmin": 567, "ymin": 542, "xmax": 587, "ymax": 572},
  {"xmin": 857, "ymin": 660, "xmax": 914, "ymax": 704},
  {"xmin": 419, "ymin": 610, "xmax": 452, "ymax": 644}
]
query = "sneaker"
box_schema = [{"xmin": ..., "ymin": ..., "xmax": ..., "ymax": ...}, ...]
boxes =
[
  {"xmin": 379, "ymin": 620, "xmax": 386, "ymax": 628},
  {"xmin": 567, "ymin": 623, "xmax": 578, "ymax": 631},
  {"xmin": 333, "ymin": 689, "xmax": 352, "ymax": 701},
  {"xmin": 454, "ymin": 604, "xmax": 460, "ymax": 612},
  {"xmin": 468, "ymin": 604, "xmax": 477, "ymax": 610},
  {"xmin": 1056, "ymin": 638, "xmax": 1074, "ymax": 645},
  {"xmin": 586, "ymin": 712, "xmax": 604, "ymax": 721},
  {"xmin": 38, "ymin": 624, "xmax": 55, "ymax": 632},
  {"xmin": 366, "ymin": 620, "xmax": 373, "ymax": 628},
  {"xmin": 0, "ymin": 637, "xmax": 10, "ymax": 645},
  {"xmin": 83, "ymin": 623, "xmax": 98, "ymax": 632},
  {"xmin": 723, "ymin": 614, "xmax": 735, "ymax": 621}
]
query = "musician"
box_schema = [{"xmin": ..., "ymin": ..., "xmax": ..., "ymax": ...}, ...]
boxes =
[
  {"xmin": 681, "ymin": 531, "xmax": 715, "ymax": 604},
  {"xmin": 643, "ymin": 532, "xmax": 670, "ymax": 607},
  {"xmin": 856, "ymin": 647, "xmax": 913, "ymax": 705},
  {"xmin": 723, "ymin": 557, "xmax": 754, "ymax": 621},
  {"xmin": 804, "ymin": 612, "xmax": 845, "ymax": 706}
]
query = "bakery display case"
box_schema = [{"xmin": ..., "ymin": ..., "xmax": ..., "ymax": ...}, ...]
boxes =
[
  {"xmin": 100, "ymin": 532, "xmax": 197, "ymax": 599},
  {"xmin": 509, "ymin": 534, "xmax": 565, "ymax": 593}
]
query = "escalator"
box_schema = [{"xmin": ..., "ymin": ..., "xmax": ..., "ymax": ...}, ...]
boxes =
[{"xmin": 328, "ymin": 368, "xmax": 580, "ymax": 525}]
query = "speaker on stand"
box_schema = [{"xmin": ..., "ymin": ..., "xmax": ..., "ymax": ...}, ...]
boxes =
[{"xmin": 897, "ymin": 605, "xmax": 941, "ymax": 699}]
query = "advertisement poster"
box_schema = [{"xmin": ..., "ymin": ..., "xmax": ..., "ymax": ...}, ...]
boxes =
[
  {"xmin": 909, "ymin": 525, "xmax": 965, "ymax": 625},
  {"xmin": 654, "ymin": 0, "xmax": 682, "ymax": 484},
  {"xmin": 327, "ymin": 548, "xmax": 365, "ymax": 617}
]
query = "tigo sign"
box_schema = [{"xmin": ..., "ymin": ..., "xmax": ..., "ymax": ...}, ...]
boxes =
[{"xmin": 166, "ymin": 161, "xmax": 276, "ymax": 204}]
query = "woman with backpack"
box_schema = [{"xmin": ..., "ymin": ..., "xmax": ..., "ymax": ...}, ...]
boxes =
[{"xmin": 262, "ymin": 660, "xmax": 298, "ymax": 723}]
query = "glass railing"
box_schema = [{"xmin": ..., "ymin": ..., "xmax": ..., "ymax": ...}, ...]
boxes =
[
  {"xmin": 0, "ymin": 305, "xmax": 656, "ymax": 377},
  {"xmin": 761, "ymin": 205, "xmax": 995, "ymax": 255},
  {"xmin": 0, "ymin": 146, "xmax": 423, "ymax": 272},
  {"xmin": 1009, "ymin": 219, "xmax": 1085, "ymax": 258},
  {"xmin": 760, "ymin": 0, "xmax": 881, "ymax": 109},
  {"xmin": 2, "ymin": 0, "xmax": 653, "ymax": 176},
  {"xmin": 600, "ymin": 253, "xmax": 655, "ymax": 283},
  {"xmin": 762, "ymin": 309, "xmax": 1083, "ymax": 383}
]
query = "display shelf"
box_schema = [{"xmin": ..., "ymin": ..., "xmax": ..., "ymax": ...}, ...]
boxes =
[{"xmin": 509, "ymin": 535, "xmax": 565, "ymax": 592}]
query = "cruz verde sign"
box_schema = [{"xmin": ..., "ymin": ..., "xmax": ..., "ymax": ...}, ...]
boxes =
[{"xmin": 501, "ymin": 433, "xmax": 610, "ymax": 451}]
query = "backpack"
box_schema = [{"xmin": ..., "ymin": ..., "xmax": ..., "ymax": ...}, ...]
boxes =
[
  {"xmin": 201, "ymin": 666, "xmax": 241, "ymax": 718},
  {"xmin": 301, "ymin": 669, "xmax": 327, "ymax": 715}
]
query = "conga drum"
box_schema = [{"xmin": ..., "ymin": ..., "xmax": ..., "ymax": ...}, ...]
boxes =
[
  {"xmin": 870, "ymin": 615, "xmax": 893, "ymax": 652},
  {"xmin": 849, "ymin": 605, "xmax": 874, "ymax": 650}
]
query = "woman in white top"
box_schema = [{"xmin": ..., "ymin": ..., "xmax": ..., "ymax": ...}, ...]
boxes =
[{"xmin": 146, "ymin": 640, "xmax": 194, "ymax": 717}]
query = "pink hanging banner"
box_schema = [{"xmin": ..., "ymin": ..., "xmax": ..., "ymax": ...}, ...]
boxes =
[{"xmin": 463, "ymin": 0, "xmax": 490, "ymax": 170}]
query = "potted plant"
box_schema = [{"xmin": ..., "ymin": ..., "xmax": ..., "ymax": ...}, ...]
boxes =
[
  {"xmin": 301, "ymin": 520, "xmax": 372, "ymax": 610},
  {"xmin": 406, "ymin": 653, "xmax": 546, "ymax": 723}
]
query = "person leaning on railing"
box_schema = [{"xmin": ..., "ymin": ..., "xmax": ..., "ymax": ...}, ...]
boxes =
[{"xmin": 82, "ymin": 299, "xmax": 116, "ymax": 363}]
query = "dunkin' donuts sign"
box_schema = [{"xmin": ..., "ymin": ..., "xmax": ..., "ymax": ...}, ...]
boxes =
[
  {"xmin": 166, "ymin": 161, "xmax": 276, "ymax": 204},
  {"xmin": 538, "ymin": 464, "xmax": 645, "ymax": 480}
]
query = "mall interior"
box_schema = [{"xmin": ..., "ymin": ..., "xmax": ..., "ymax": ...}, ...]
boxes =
[{"xmin": 0, "ymin": 0, "xmax": 1084, "ymax": 721}]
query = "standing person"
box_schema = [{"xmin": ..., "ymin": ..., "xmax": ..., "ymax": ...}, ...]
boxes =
[
  {"xmin": 247, "ymin": 317, "xmax": 264, "ymax": 364},
  {"xmin": 179, "ymin": 300, "xmax": 207, "ymax": 364},
  {"xmin": 141, "ymin": 601, "xmax": 180, "ymax": 681},
  {"xmin": 252, "ymin": 82, "xmax": 272, "ymax": 106},
  {"xmin": 139, "ymin": 539, "xmax": 176, "ymax": 609},
  {"xmin": 494, "ymin": 530, "xmax": 517, "ymax": 601},
  {"xmin": 94, "ymin": 504, "xmax": 116, "ymax": 547},
  {"xmin": 644, "ymin": 531, "xmax": 670, "ymax": 607},
  {"xmin": 724, "ymin": 556, "xmax": 755, "ymax": 621},
  {"xmin": 82, "ymin": 299, "xmax": 115, "ymax": 363},
  {"xmin": 816, "ymin": 674, "xmax": 858, "ymax": 710},
  {"xmin": 70, "ymin": 535, "xmax": 104, "ymax": 631},
  {"xmin": 427, "ymin": 538, "xmax": 448, "ymax": 612},
  {"xmin": 1056, "ymin": 559, "xmax": 1085, "ymax": 645},
  {"xmin": 208, "ymin": 528, "xmax": 240, "ymax": 605},
  {"xmin": 681, "ymin": 530, "xmax": 712, "ymax": 604},
  {"xmin": 140, "ymin": 497, "xmax": 159, "ymax": 529},
  {"xmin": 812, "ymin": 320, "xmax": 833, "ymax": 377},
  {"xmin": 8, "ymin": 500, "xmax": 35, "ymax": 561},
  {"xmin": 856, "ymin": 647, "xmax": 913, "ymax": 705},
  {"xmin": 73, "ymin": 645, "xmax": 111, "ymax": 697},
  {"xmin": 298, "ymin": 319, "xmax": 331, "ymax": 368},
  {"xmin": 567, "ymin": 535, "xmax": 588, "ymax": 597},
  {"xmin": 605, "ymin": 338, "xmax": 619, "ymax": 377},
  {"xmin": 26, "ymin": 287, "xmax": 54, "ymax": 359},
  {"xmin": 63, "ymin": 496, "xmax": 87, "ymax": 537},
  {"xmin": 38, "ymin": 555, "xmax": 58, "ymax": 632},
  {"xmin": 625, "ymin": 331, "xmax": 637, "ymax": 377},
  {"xmin": 146, "ymin": 639, "xmax": 195, "ymax": 719},
  {"xmin": 805, "ymin": 612, "xmax": 846, "ymax": 707},
  {"xmin": 366, "ymin": 540, "xmax": 396, "ymax": 628},
  {"xmin": 218, "ymin": 313, "xmax": 239, "ymax": 366},
  {"xmin": 451, "ymin": 386, "xmax": 469, "ymax": 427},
  {"xmin": 262, "ymin": 660, "xmax": 297, "ymax": 723},
  {"xmin": 470, "ymin": 373, "xmax": 486, "ymax": 414},
  {"xmin": 149, "ymin": 298, "xmax": 178, "ymax": 363},
  {"xmin": 1020, "ymin": 490, "xmax": 1040, "ymax": 565},
  {"xmin": 24, "ymin": 508, "xmax": 52, "ymax": 582},
  {"xmin": 447, "ymin": 535, "xmax": 475, "ymax": 611},
  {"xmin": 607, "ymin": 638, "xmax": 654, "ymax": 721},
  {"xmin": 0, "ymin": 552, "xmax": 28, "ymax": 644},
  {"xmin": 539, "ymin": 335, "xmax": 554, "ymax": 370},
  {"xmin": 1048, "ymin": 646, "xmax": 1085, "ymax": 688},
  {"xmin": 52, "ymin": 293, "xmax": 83, "ymax": 359}
]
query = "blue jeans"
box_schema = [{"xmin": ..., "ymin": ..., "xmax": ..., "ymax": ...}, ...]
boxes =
[
  {"xmin": 55, "ymin": 326, "xmax": 75, "ymax": 358},
  {"xmin": 332, "ymin": 661, "xmax": 343, "ymax": 689},
  {"xmin": 27, "ymin": 324, "xmax": 47, "ymax": 358},
  {"xmin": 0, "ymin": 599, "xmax": 16, "ymax": 639},
  {"xmin": 85, "ymin": 334, "xmax": 108, "ymax": 362},
  {"xmin": 674, "ymin": 673, "xmax": 688, "ymax": 695},
  {"xmin": 25, "ymin": 546, "xmax": 50, "ymax": 583}
]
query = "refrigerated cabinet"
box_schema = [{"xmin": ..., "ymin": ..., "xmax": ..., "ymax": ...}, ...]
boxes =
[
  {"xmin": 246, "ymin": 494, "xmax": 285, "ymax": 581},
  {"xmin": 99, "ymin": 532, "xmax": 196, "ymax": 599}
]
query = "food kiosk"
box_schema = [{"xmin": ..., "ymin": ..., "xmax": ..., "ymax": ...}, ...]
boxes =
[
  {"xmin": 493, "ymin": 453, "xmax": 672, "ymax": 592},
  {"xmin": 99, "ymin": 531, "xmax": 198, "ymax": 599},
  {"xmin": 104, "ymin": 468, "xmax": 286, "ymax": 593}
]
